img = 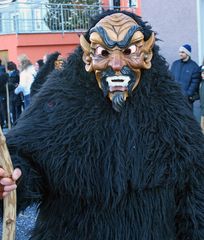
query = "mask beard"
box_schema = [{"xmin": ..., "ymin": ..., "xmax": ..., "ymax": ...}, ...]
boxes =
[{"xmin": 111, "ymin": 91, "xmax": 126, "ymax": 112}]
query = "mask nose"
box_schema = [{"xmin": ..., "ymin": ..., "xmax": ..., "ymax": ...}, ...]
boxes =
[{"xmin": 108, "ymin": 51, "xmax": 125, "ymax": 72}]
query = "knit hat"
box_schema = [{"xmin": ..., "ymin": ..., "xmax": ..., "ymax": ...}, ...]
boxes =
[{"xmin": 179, "ymin": 44, "xmax": 191, "ymax": 56}]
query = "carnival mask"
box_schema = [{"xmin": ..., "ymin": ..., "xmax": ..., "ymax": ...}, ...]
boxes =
[
  {"xmin": 54, "ymin": 55, "xmax": 65, "ymax": 70},
  {"xmin": 80, "ymin": 13, "xmax": 155, "ymax": 112}
]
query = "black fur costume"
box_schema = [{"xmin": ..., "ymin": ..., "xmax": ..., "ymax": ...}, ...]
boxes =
[{"xmin": 4, "ymin": 10, "xmax": 204, "ymax": 239}]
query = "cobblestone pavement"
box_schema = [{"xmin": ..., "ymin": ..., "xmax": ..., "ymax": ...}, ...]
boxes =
[{"xmin": 0, "ymin": 205, "xmax": 37, "ymax": 240}]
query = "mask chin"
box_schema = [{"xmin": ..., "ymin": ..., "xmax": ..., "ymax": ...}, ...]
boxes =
[{"xmin": 109, "ymin": 91, "xmax": 127, "ymax": 112}]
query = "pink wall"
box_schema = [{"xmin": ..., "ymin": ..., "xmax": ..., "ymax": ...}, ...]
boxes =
[{"xmin": 0, "ymin": 32, "xmax": 81, "ymax": 65}]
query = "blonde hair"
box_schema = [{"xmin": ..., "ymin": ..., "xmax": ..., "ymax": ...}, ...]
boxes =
[{"xmin": 18, "ymin": 54, "xmax": 32, "ymax": 71}]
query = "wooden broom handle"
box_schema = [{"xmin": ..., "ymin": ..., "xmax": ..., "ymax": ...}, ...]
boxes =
[{"xmin": 0, "ymin": 126, "xmax": 16, "ymax": 240}]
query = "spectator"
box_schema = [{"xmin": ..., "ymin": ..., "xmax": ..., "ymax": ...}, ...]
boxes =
[
  {"xmin": 34, "ymin": 59, "xmax": 44, "ymax": 73},
  {"xmin": 0, "ymin": 59, "xmax": 6, "ymax": 73},
  {"xmin": 0, "ymin": 76, "xmax": 7, "ymax": 128},
  {"xmin": 0, "ymin": 59, "xmax": 8, "ymax": 128},
  {"xmin": 7, "ymin": 61, "xmax": 23, "ymax": 124},
  {"xmin": 15, "ymin": 54, "xmax": 36, "ymax": 109},
  {"xmin": 199, "ymin": 63, "xmax": 204, "ymax": 132},
  {"xmin": 170, "ymin": 44, "xmax": 200, "ymax": 107}
]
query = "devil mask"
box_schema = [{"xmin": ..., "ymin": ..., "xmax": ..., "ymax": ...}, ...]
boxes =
[{"xmin": 80, "ymin": 13, "xmax": 155, "ymax": 112}]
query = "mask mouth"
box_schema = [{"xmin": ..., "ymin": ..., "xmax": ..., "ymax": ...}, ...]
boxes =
[
  {"xmin": 100, "ymin": 66, "xmax": 137, "ymax": 101},
  {"xmin": 106, "ymin": 75, "xmax": 130, "ymax": 93}
]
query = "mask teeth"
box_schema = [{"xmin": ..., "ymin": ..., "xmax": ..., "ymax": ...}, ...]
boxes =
[{"xmin": 106, "ymin": 76, "xmax": 130, "ymax": 87}]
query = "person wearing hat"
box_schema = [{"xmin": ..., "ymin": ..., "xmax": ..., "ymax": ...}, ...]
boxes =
[
  {"xmin": 170, "ymin": 44, "xmax": 200, "ymax": 107},
  {"xmin": 199, "ymin": 63, "xmax": 204, "ymax": 132}
]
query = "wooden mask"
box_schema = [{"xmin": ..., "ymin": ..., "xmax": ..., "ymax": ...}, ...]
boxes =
[{"xmin": 80, "ymin": 13, "xmax": 155, "ymax": 112}]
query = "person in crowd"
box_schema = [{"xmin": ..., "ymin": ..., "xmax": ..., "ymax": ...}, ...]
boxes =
[
  {"xmin": 0, "ymin": 70, "xmax": 8, "ymax": 129},
  {"xmin": 15, "ymin": 54, "xmax": 36, "ymax": 109},
  {"xmin": 7, "ymin": 61, "xmax": 23, "ymax": 124},
  {"xmin": 1, "ymin": 10, "xmax": 204, "ymax": 239},
  {"xmin": 199, "ymin": 61, "xmax": 204, "ymax": 132},
  {"xmin": 170, "ymin": 44, "xmax": 200, "ymax": 107},
  {"xmin": 30, "ymin": 51, "xmax": 64, "ymax": 98},
  {"xmin": 0, "ymin": 59, "xmax": 6, "ymax": 73},
  {"xmin": 0, "ymin": 60, "xmax": 8, "ymax": 128},
  {"xmin": 34, "ymin": 59, "xmax": 44, "ymax": 73},
  {"xmin": 43, "ymin": 53, "xmax": 49, "ymax": 64}
]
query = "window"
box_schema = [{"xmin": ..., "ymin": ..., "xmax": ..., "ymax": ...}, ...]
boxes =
[
  {"xmin": 129, "ymin": 0, "xmax": 138, "ymax": 7},
  {"xmin": 10, "ymin": 13, "xmax": 19, "ymax": 32}
]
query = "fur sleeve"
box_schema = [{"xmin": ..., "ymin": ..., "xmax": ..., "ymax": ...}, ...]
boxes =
[
  {"xmin": 7, "ymin": 141, "xmax": 45, "ymax": 214},
  {"xmin": 175, "ymin": 158, "xmax": 204, "ymax": 239}
]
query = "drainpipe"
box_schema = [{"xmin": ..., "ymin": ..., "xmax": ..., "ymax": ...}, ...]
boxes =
[
  {"xmin": 60, "ymin": 4, "xmax": 64, "ymax": 36},
  {"xmin": 196, "ymin": 0, "xmax": 202, "ymax": 65}
]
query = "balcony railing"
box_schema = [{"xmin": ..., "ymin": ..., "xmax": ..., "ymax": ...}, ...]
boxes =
[{"xmin": 0, "ymin": 2, "xmax": 137, "ymax": 34}]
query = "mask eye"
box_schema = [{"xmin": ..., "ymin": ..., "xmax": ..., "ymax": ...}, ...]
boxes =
[
  {"xmin": 95, "ymin": 46, "xmax": 109, "ymax": 57},
  {"xmin": 123, "ymin": 45, "xmax": 137, "ymax": 55}
]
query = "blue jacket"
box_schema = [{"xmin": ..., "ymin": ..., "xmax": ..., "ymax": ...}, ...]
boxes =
[{"xmin": 170, "ymin": 58, "xmax": 200, "ymax": 97}]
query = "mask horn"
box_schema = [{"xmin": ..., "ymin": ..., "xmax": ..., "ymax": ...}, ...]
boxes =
[
  {"xmin": 80, "ymin": 34, "xmax": 90, "ymax": 54},
  {"xmin": 80, "ymin": 35, "xmax": 93, "ymax": 72},
  {"xmin": 142, "ymin": 32, "xmax": 155, "ymax": 69},
  {"xmin": 145, "ymin": 32, "xmax": 155, "ymax": 50}
]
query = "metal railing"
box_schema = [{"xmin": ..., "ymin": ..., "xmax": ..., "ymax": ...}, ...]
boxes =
[{"xmin": 0, "ymin": 2, "xmax": 137, "ymax": 34}]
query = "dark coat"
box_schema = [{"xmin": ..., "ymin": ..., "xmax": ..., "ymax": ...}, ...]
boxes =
[
  {"xmin": 170, "ymin": 58, "xmax": 200, "ymax": 97},
  {"xmin": 8, "ymin": 70, "xmax": 22, "ymax": 106},
  {"xmin": 0, "ymin": 72, "xmax": 8, "ymax": 98},
  {"xmin": 8, "ymin": 70, "xmax": 19, "ymax": 91},
  {"xmin": 4, "ymin": 11, "xmax": 204, "ymax": 240}
]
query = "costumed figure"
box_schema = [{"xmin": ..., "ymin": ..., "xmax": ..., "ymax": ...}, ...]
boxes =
[
  {"xmin": 1, "ymin": 10, "xmax": 204, "ymax": 240},
  {"xmin": 30, "ymin": 51, "xmax": 65, "ymax": 98}
]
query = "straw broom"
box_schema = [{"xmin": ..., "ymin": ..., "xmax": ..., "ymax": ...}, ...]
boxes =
[{"xmin": 0, "ymin": 126, "xmax": 16, "ymax": 240}]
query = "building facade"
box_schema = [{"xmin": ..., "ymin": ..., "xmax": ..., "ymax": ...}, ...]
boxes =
[
  {"xmin": 0, "ymin": 0, "xmax": 203, "ymax": 67},
  {"xmin": 0, "ymin": 0, "xmax": 140, "ymax": 64},
  {"xmin": 141, "ymin": 0, "xmax": 204, "ymax": 66}
]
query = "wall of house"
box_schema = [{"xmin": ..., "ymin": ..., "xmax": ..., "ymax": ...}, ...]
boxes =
[
  {"xmin": 197, "ymin": 0, "xmax": 204, "ymax": 64},
  {"xmin": 0, "ymin": 32, "xmax": 80, "ymax": 65},
  {"xmin": 141, "ymin": 0, "xmax": 199, "ymax": 67},
  {"xmin": 0, "ymin": 34, "xmax": 18, "ymax": 65}
]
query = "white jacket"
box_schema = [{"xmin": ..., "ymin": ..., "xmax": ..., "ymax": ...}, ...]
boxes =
[{"xmin": 15, "ymin": 65, "xmax": 36, "ymax": 96}]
